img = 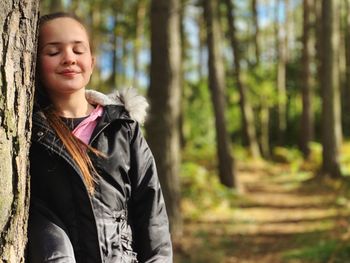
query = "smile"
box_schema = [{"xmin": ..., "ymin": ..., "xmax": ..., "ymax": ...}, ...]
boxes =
[{"xmin": 59, "ymin": 70, "xmax": 80, "ymax": 77}]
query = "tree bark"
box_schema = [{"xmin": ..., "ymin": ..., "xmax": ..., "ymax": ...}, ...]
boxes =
[
  {"xmin": 321, "ymin": 0, "xmax": 342, "ymax": 178},
  {"xmin": 252, "ymin": 0, "xmax": 260, "ymax": 66},
  {"xmin": 300, "ymin": 0, "xmax": 314, "ymax": 158},
  {"xmin": 275, "ymin": 0, "xmax": 288, "ymax": 144},
  {"xmin": 0, "ymin": 1, "xmax": 39, "ymax": 261},
  {"xmin": 132, "ymin": 0, "xmax": 146, "ymax": 90},
  {"xmin": 49, "ymin": 0, "xmax": 63, "ymax": 13},
  {"xmin": 203, "ymin": 0, "xmax": 236, "ymax": 187},
  {"xmin": 344, "ymin": 0, "xmax": 350, "ymax": 134},
  {"xmin": 146, "ymin": 0, "xmax": 183, "ymax": 238},
  {"xmin": 224, "ymin": 0, "xmax": 261, "ymax": 159},
  {"xmin": 109, "ymin": 18, "xmax": 118, "ymax": 89}
]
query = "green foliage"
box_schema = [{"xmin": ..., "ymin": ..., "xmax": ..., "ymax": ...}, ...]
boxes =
[
  {"xmin": 340, "ymin": 142, "xmax": 350, "ymax": 176},
  {"xmin": 180, "ymin": 146, "xmax": 238, "ymax": 220},
  {"xmin": 226, "ymin": 77, "xmax": 242, "ymax": 138},
  {"xmin": 180, "ymin": 161, "xmax": 238, "ymax": 220},
  {"xmin": 245, "ymin": 65, "xmax": 278, "ymax": 108},
  {"xmin": 272, "ymin": 146, "xmax": 303, "ymax": 164},
  {"xmin": 183, "ymin": 81, "xmax": 216, "ymax": 148},
  {"xmin": 283, "ymin": 240, "xmax": 350, "ymax": 263}
]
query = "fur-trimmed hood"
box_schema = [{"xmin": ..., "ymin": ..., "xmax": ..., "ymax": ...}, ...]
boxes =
[{"xmin": 85, "ymin": 88, "xmax": 149, "ymax": 124}]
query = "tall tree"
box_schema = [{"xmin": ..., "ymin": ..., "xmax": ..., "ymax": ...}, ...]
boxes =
[
  {"xmin": 275, "ymin": 0, "xmax": 288, "ymax": 144},
  {"xmin": 344, "ymin": 0, "xmax": 350, "ymax": 133},
  {"xmin": 49, "ymin": 0, "xmax": 63, "ymax": 12},
  {"xmin": 224, "ymin": 0, "xmax": 261, "ymax": 159},
  {"xmin": 0, "ymin": 0, "xmax": 39, "ymax": 261},
  {"xmin": 300, "ymin": 0, "xmax": 314, "ymax": 158},
  {"xmin": 320, "ymin": 0, "xmax": 342, "ymax": 178},
  {"xmin": 132, "ymin": 0, "xmax": 147, "ymax": 90},
  {"xmin": 146, "ymin": 0, "xmax": 183, "ymax": 238},
  {"xmin": 197, "ymin": 11, "xmax": 206, "ymax": 83},
  {"xmin": 252, "ymin": 0, "xmax": 260, "ymax": 66},
  {"xmin": 203, "ymin": 0, "xmax": 236, "ymax": 187},
  {"xmin": 109, "ymin": 17, "xmax": 118, "ymax": 89}
]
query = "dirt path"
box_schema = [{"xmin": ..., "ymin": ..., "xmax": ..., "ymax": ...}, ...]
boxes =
[{"xmin": 174, "ymin": 161, "xmax": 349, "ymax": 263}]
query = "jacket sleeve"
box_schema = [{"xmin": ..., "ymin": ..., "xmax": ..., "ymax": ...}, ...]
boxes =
[{"xmin": 129, "ymin": 122, "xmax": 173, "ymax": 263}]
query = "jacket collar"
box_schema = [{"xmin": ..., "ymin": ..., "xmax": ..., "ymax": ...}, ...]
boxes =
[
  {"xmin": 32, "ymin": 88, "xmax": 148, "ymax": 144},
  {"xmin": 85, "ymin": 88, "xmax": 148, "ymax": 124},
  {"xmin": 32, "ymin": 88, "xmax": 148, "ymax": 128}
]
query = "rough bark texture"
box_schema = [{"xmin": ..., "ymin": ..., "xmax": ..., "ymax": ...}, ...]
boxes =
[
  {"xmin": 203, "ymin": 0, "xmax": 236, "ymax": 188},
  {"xmin": 321, "ymin": 0, "xmax": 342, "ymax": 178},
  {"xmin": 0, "ymin": 0, "xmax": 39, "ymax": 261},
  {"xmin": 147, "ymin": 0, "xmax": 183, "ymax": 238},
  {"xmin": 224, "ymin": 0, "xmax": 261, "ymax": 159},
  {"xmin": 300, "ymin": 0, "xmax": 314, "ymax": 158}
]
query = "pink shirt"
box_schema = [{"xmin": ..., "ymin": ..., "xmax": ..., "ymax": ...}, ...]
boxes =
[{"xmin": 72, "ymin": 104, "xmax": 104, "ymax": 145}]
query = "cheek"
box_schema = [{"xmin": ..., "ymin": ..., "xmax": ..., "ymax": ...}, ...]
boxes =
[
  {"xmin": 81, "ymin": 56, "xmax": 94, "ymax": 73},
  {"xmin": 40, "ymin": 57, "xmax": 56, "ymax": 76}
]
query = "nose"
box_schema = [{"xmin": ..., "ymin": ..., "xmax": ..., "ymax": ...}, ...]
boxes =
[{"xmin": 61, "ymin": 49, "xmax": 76, "ymax": 65}]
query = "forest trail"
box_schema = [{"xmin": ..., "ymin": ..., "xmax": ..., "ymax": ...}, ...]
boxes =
[{"xmin": 175, "ymin": 161, "xmax": 350, "ymax": 263}]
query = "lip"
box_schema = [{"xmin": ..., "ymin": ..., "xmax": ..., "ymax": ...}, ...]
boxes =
[{"xmin": 59, "ymin": 70, "xmax": 80, "ymax": 77}]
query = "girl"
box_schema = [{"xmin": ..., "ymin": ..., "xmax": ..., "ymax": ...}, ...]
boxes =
[{"xmin": 28, "ymin": 12, "xmax": 172, "ymax": 263}]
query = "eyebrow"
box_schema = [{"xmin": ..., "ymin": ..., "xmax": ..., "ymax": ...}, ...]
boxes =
[{"xmin": 43, "ymin": 41, "xmax": 86, "ymax": 48}]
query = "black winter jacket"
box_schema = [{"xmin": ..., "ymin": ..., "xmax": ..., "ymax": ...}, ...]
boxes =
[{"xmin": 27, "ymin": 89, "xmax": 173, "ymax": 263}]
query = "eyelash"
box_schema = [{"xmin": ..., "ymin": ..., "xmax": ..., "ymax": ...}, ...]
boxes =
[{"xmin": 47, "ymin": 50, "xmax": 84, "ymax": 56}]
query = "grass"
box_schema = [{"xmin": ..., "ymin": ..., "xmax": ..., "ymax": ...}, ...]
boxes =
[
  {"xmin": 283, "ymin": 239, "xmax": 350, "ymax": 263},
  {"xmin": 175, "ymin": 143, "xmax": 350, "ymax": 263}
]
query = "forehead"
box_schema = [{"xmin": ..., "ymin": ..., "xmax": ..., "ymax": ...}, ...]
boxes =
[{"xmin": 39, "ymin": 17, "xmax": 89, "ymax": 45}]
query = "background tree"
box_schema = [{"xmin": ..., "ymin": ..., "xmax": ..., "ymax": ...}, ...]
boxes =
[
  {"xmin": 343, "ymin": 0, "xmax": 350, "ymax": 134},
  {"xmin": 146, "ymin": 0, "xmax": 183, "ymax": 238},
  {"xmin": 203, "ymin": 0, "xmax": 236, "ymax": 187},
  {"xmin": 224, "ymin": 0, "xmax": 261, "ymax": 159},
  {"xmin": 275, "ymin": 0, "xmax": 288, "ymax": 144},
  {"xmin": 0, "ymin": 0, "xmax": 39, "ymax": 261},
  {"xmin": 300, "ymin": 0, "xmax": 314, "ymax": 158},
  {"xmin": 251, "ymin": 0, "xmax": 260, "ymax": 66},
  {"xmin": 320, "ymin": 0, "xmax": 342, "ymax": 178}
]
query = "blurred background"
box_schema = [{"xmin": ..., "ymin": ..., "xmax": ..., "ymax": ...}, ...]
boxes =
[{"xmin": 41, "ymin": 0, "xmax": 350, "ymax": 262}]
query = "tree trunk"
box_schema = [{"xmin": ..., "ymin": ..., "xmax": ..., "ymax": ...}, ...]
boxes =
[
  {"xmin": 0, "ymin": 1, "xmax": 39, "ymax": 261},
  {"xmin": 49, "ymin": 0, "xmax": 63, "ymax": 12},
  {"xmin": 146, "ymin": 0, "xmax": 183, "ymax": 238},
  {"xmin": 203, "ymin": 0, "xmax": 236, "ymax": 187},
  {"xmin": 197, "ymin": 13, "xmax": 206, "ymax": 83},
  {"xmin": 179, "ymin": 0, "xmax": 187, "ymax": 148},
  {"xmin": 132, "ymin": 0, "xmax": 146, "ymax": 90},
  {"xmin": 344, "ymin": 0, "xmax": 350, "ymax": 134},
  {"xmin": 109, "ymin": 18, "xmax": 118, "ymax": 89},
  {"xmin": 314, "ymin": 0, "xmax": 323, "ymax": 86},
  {"xmin": 252, "ymin": 0, "xmax": 260, "ymax": 66},
  {"xmin": 300, "ymin": 0, "xmax": 314, "ymax": 158},
  {"xmin": 321, "ymin": 0, "xmax": 342, "ymax": 178},
  {"xmin": 275, "ymin": 0, "xmax": 288, "ymax": 144},
  {"xmin": 224, "ymin": 0, "xmax": 261, "ymax": 159},
  {"xmin": 260, "ymin": 104, "xmax": 270, "ymax": 158}
]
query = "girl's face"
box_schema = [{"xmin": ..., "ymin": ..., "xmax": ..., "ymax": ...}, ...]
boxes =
[{"xmin": 38, "ymin": 17, "xmax": 95, "ymax": 97}]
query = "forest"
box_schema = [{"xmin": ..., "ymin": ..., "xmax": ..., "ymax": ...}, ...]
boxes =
[{"xmin": 5, "ymin": 0, "xmax": 350, "ymax": 262}]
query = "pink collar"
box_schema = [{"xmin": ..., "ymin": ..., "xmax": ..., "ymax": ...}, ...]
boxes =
[{"xmin": 72, "ymin": 105, "xmax": 104, "ymax": 145}]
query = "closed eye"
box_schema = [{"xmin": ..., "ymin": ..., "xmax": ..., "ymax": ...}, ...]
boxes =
[
  {"xmin": 74, "ymin": 50, "xmax": 84, "ymax": 55},
  {"xmin": 48, "ymin": 52, "xmax": 59, "ymax": 56}
]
